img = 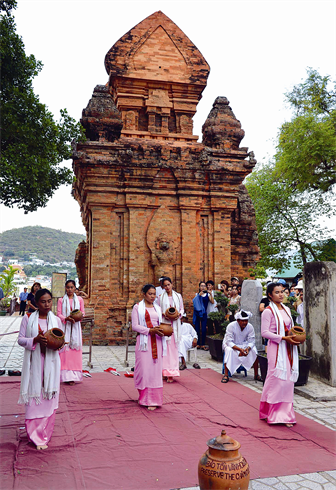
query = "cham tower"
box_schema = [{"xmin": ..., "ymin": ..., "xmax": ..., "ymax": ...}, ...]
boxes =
[{"xmin": 73, "ymin": 11, "xmax": 259, "ymax": 343}]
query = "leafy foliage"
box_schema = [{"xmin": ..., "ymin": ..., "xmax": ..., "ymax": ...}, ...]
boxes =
[
  {"xmin": 0, "ymin": 226, "xmax": 85, "ymax": 263},
  {"xmin": 0, "ymin": 265, "xmax": 19, "ymax": 297},
  {"xmin": 246, "ymin": 162, "xmax": 334, "ymax": 271},
  {"xmin": 0, "ymin": 1, "xmax": 85, "ymax": 212},
  {"xmin": 275, "ymin": 68, "xmax": 336, "ymax": 193}
]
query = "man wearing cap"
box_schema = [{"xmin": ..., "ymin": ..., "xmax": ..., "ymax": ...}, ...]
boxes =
[
  {"xmin": 231, "ymin": 277, "xmax": 239, "ymax": 287},
  {"xmin": 221, "ymin": 310, "xmax": 260, "ymax": 383}
]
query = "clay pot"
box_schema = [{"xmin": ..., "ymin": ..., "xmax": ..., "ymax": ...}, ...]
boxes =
[
  {"xmin": 289, "ymin": 326, "xmax": 306, "ymax": 344},
  {"xmin": 165, "ymin": 307, "xmax": 179, "ymax": 320},
  {"xmin": 44, "ymin": 328, "xmax": 65, "ymax": 351},
  {"xmin": 70, "ymin": 309, "xmax": 83, "ymax": 322},
  {"xmin": 198, "ymin": 430, "xmax": 250, "ymax": 490},
  {"xmin": 159, "ymin": 323, "xmax": 173, "ymax": 337}
]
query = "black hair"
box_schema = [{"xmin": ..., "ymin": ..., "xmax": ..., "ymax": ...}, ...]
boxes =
[
  {"xmin": 206, "ymin": 280, "xmax": 214, "ymax": 286},
  {"xmin": 220, "ymin": 280, "xmax": 229, "ymax": 288},
  {"xmin": 142, "ymin": 284, "xmax": 156, "ymax": 294},
  {"xmin": 266, "ymin": 282, "xmax": 283, "ymax": 300},
  {"xmin": 66, "ymin": 280, "xmax": 76, "ymax": 287},
  {"xmin": 161, "ymin": 276, "xmax": 172, "ymax": 285},
  {"xmin": 199, "ymin": 281, "xmax": 206, "ymax": 286},
  {"xmin": 31, "ymin": 282, "xmax": 41, "ymax": 293},
  {"xmin": 35, "ymin": 288, "xmax": 52, "ymax": 303}
]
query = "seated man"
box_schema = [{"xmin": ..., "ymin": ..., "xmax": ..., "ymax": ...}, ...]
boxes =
[
  {"xmin": 178, "ymin": 317, "xmax": 200, "ymax": 370},
  {"xmin": 221, "ymin": 310, "xmax": 260, "ymax": 383}
]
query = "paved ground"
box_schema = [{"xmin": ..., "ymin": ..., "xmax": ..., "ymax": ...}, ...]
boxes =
[{"xmin": 1, "ymin": 315, "xmax": 335, "ymax": 490}]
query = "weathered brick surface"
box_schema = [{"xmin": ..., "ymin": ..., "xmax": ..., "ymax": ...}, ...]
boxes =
[{"xmin": 73, "ymin": 11, "xmax": 259, "ymax": 343}]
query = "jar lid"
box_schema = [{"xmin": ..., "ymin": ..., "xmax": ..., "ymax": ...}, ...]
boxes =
[{"xmin": 207, "ymin": 430, "xmax": 240, "ymax": 451}]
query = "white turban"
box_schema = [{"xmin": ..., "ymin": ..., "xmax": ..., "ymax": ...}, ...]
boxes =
[{"xmin": 235, "ymin": 310, "xmax": 253, "ymax": 320}]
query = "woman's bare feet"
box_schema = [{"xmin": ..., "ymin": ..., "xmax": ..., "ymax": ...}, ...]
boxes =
[
  {"xmin": 65, "ymin": 381, "xmax": 75, "ymax": 386},
  {"xmin": 147, "ymin": 406, "xmax": 157, "ymax": 411},
  {"xmin": 286, "ymin": 423, "xmax": 294, "ymax": 427},
  {"xmin": 36, "ymin": 445, "xmax": 48, "ymax": 450},
  {"xmin": 167, "ymin": 377, "xmax": 174, "ymax": 383}
]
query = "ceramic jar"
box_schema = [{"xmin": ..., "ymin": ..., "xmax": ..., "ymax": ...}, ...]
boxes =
[
  {"xmin": 159, "ymin": 323, "xmax": 173, "ymax": 337},
  {"xmin": 44, "ymin": 328, "xmax": 65, "ymax": 351},
  {"xmin": 165, "ymin": 307, "xmax": 179, "ymax": 320},
  {"xmin": 198, "ymin": 430, "xmax": 250, "ymax": 490},
  {"xmin": 289, "ymin": 326, "xmax": 306, "ymax": 344},
  {"xmin": 70, "ymin": 309, "xmax": 83, "ymax": 322}
]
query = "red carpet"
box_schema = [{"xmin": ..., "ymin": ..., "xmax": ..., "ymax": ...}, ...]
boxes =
[{"xmin": 0, "ymin": 370, "xmax": 335, "ymax": 490}]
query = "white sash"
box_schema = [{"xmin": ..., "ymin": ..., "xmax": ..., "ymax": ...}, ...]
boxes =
[
  {"xmin": 61, "ymin": 293, "xmax": 81, "ymax": 350},
  {"xmin": 160, "ymin": 290, "xmax": 183, "ymax": 343},
  {"xmin": 137, "ymin": 300, "xmax": 166, "ymax": 356},
  {"xmin": 269, "ymin": 302, "xmax": 299, "ymax": 382},
  {"xmin": 18, "ymin": 311, "xmax": 60, "ymax": 405}
]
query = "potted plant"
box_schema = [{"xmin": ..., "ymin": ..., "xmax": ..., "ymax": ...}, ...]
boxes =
[
  {"xmin": 257, "ymin": 351, "xmax": 312, "ymax": 386},
  {"xmin": 206, "ymin": 293, "xmax": 229, "ymax": 362},
  {"xmin": 0, "ymin": 297, "xmax": 10, "ymax": 316}
]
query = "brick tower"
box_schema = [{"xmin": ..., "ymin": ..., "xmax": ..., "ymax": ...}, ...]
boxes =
[{"xmin": 73, "ymin": 11, "xmax": 259, "ymax": 343}]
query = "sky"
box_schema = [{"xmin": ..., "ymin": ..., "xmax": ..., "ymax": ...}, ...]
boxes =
[{"xmin": 1, "ymin": 0, "xmax": 335, "ymax": 236}]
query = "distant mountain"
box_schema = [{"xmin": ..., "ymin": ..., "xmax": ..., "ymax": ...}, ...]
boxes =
[{"xmin": 0, "ymin": 226, "xmax": 86, "ymax": 263}]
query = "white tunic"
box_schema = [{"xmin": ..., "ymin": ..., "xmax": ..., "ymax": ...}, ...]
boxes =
[
  {"xmin": 207, "ymin": 290, "xmax": 218, "ymax": 314},
  {"xmin": 297, "ymin": 303, "xmax": 304, "ymax": 327},
  {"xmin": 178, "ymin": 322, "xmax": 198, "ymax": 360},
  {"xmin": 222, "ymin": 321, "xmax": 257, "ymax": 374}
]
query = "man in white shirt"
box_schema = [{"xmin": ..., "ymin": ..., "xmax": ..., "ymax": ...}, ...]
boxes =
[
  {"xmin": 178, "ymin": 317, "xmax": 199, "ymax": 370},
  {"xmin": 297, "ymin": 290, "xmax": 304, "ymax": 327},
  {"xmin": 221, "ymin": 310, "xmax": 260, "ymax": 383}
]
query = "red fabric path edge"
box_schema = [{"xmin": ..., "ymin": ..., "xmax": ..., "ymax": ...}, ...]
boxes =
[{"xmin": 0, "ymin": 369, "xmax": 335, "ymax": 490}]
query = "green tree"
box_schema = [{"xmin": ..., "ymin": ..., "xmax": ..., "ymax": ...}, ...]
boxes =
[
  {"xmin": 0, "ymin": 1, "xmax": 85, "ymax": 213},
  {"xmin": 246, "ymin": 162, "xmax": 334, "ymax": 271},
  {"xmin": 275, "ymin": 68, "xmax": 336, "ymax": 193},
  {"xmin": 312, "ymin": 238, "xmax": 336, "ymax": 263},
  {"xmin": 0, "ymin": 265, "xmax": 18, "ymax": 297}
]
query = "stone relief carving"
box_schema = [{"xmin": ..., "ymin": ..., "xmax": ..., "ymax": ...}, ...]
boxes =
[{"xmin": 146, "ymin": 205, "xmax": 179, "ymax": 281}]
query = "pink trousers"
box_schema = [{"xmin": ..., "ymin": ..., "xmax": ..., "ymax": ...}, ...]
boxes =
[
  {"xmin": 260, "ymin": 401, "xmax": 296, "ymax": 425},
  {"xmin": 26, "ymin": 410, "xmax": 56, "ymax": 446},
  {"xmin": 138, "ymin": 387, "xmax": 163, "ymax": 407}
]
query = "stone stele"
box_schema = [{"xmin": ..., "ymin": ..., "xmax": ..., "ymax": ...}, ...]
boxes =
[
  {"xmin": 303, "ymin": 261, "xmax": 336, "ymax": 387},
  {"xmin": 72, "ymin": 11, "xmax": 259, "ymax": 343},
  {"xmin": 240, "ymin": 280, "xmax": 263, "ymax": 351}
]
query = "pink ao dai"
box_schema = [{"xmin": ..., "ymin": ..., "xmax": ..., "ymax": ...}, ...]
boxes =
[{"xmin": 259, "ymin": 308, "xmax": 296, "ymax": 425}]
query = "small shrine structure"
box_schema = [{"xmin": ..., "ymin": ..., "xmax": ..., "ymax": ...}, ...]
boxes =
[{"xmin": 73, "ymin": 11, "xmax": 259, "ymax": 342}]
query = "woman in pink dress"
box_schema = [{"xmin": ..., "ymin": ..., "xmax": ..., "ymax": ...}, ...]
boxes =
[
  {"xmin": 18, "ymin": 288, "xmax": 63, "ymax": 450},
  {"xmin": 158, "ymin": 277, "xmax": 184, "ymax": 383},
  {"xmin": 259, "ymin": 283, "xmax": 300, "ymax": 427},
  {"xmin": 132, "ymin": 284, "xmax": 166, "ymax": 410},
  {"xmin": 57, "ymin": 280, "xmax": 85, "ymax": 385}
]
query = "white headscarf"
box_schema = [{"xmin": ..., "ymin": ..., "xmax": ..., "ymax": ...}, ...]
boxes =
[
  {"xmin": 160, "ymin": 290, "xmax": 183, "ymax": 343},
  {"xmin": 235, "ymin": 310, "xmax": 253, "ymax": 320},
  {"xmin": 269, "ymin": 302, "xmax": 299, "ymax": 382},
  {"xmin": 137, "ymin": 299, "xmax": 167, "ymax": 356},
  {"xmin": 19, "ymin": 311, "xmax": 60, "ymax": 405},
  {"xmin": 61, "ymin": 293, "xmax": 81, "ymax": 350}
]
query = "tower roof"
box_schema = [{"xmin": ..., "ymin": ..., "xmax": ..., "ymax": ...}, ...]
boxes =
[{"xmin": 105, "ymin": 11, "xmax": 210, "ymax": 86}]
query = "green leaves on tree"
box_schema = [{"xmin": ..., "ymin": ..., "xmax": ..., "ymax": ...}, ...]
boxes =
[
  {"xmin": 275, "ymin": 68, "xmax": 336, "ymax": 194},
  {"xmin": 0, "ymin": 1, "xmax": 85, "ymax": 213}
]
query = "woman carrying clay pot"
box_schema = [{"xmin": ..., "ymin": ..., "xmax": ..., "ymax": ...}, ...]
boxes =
[
  {"xmin": 57, "ymin": 280, "xmax": 85, "ymax": 385},
  {"xmin": 131, "ymin": 284, "xmax": 166, "ymax": 410},
  {"xmin": 18, "ymin": 288, "xmax": 63, "ymax": 450},
  {"xmin": 157, "ymin": 276, "xmax": 184, "ymax": 383},
  {"xmin": 259, "ymin": 282, "xmax": 300, "ymax": 427}
]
